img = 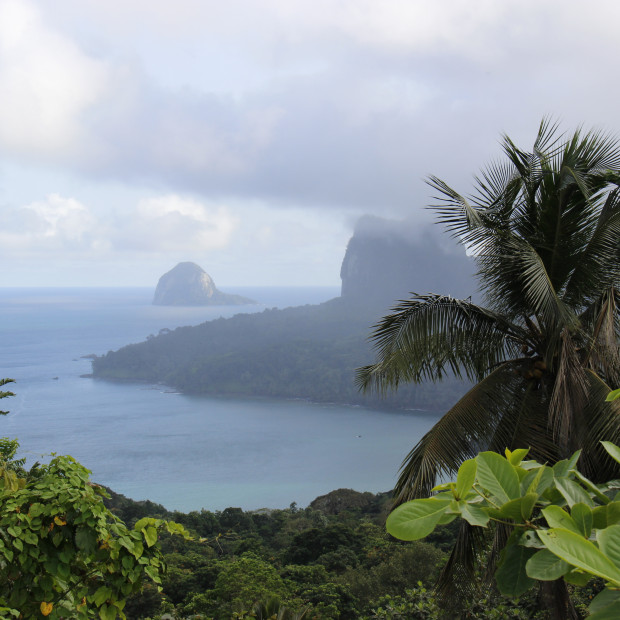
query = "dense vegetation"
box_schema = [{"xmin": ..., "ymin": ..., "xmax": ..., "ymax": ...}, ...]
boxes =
[
  {"xmin": 387, "ymin": 441, "xmax": 620, "ymax": 618},
  {"xmin": 92, "ymin": 298, "xmax": 469, "ymax": 412},
  {"xmin": 0, "ymin": 385, "xmax": 189, "ymax": 619},
  {"xmin": 103, "ymin": 486, "xmax": 565, "ymax": 619}
]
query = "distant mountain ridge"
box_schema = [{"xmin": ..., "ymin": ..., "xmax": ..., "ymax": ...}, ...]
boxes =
[{"xmin": 153, "ymin": 262, "xmax": 255, "ymax": 306}]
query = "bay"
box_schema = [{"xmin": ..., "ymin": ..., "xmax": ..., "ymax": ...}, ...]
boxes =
[{"xmin": 0, "ymin": 287, "xmax": 440, "ymax": 512}]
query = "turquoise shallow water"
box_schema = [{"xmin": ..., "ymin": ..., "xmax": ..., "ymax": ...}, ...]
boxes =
[{"xmin": 0, "ymin": 287, "xmax": 440, "ymax": 512}]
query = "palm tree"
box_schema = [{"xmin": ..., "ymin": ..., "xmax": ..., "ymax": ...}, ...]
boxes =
[{"xmin": 357, "ymin": 119, "xmax": 620, "ymax": 505}]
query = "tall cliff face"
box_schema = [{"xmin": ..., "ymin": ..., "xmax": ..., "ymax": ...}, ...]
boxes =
[
  {"xmin": 153, "ymin": 262, "xmax": 255, "ymax": 306},
  {"xmin": 340, "ymin": 217, "xmax": 476, "ymax": 307}
]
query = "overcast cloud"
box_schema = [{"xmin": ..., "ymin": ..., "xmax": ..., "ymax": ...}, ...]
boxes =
[{"xmin": 1, "ymin": 0, "xmax": 619, "ymax": 286}]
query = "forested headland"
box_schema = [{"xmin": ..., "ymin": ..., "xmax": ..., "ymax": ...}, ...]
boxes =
[
  {"xmin": 92, "ymin": 218, "xmax": 476, "ymax": 412},
  {"xmin": 91, "ymin": 296, "xmax": 469, "ymax": 411}
]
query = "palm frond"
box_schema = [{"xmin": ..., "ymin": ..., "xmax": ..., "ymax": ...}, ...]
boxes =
[
  {"xmin": 548, "ymin": 328, "xmax": 590, "ymax": 455},
  {"xmin": 532, "ymin": 117, "xmax": 564, "ymax": 156},
  {"xmin": 581, "ymin": 286, "xmax": 620, "ymax": 386},
  {"xmin": 564, "ymin": 193, "xmax": 620, "ymax": 306},
  {"xmin": 476, "ymin": 233, "xmax": 575, "ymax": 328},
  {"xmin": 485, "ymin": 378, "xmax": 558, "ymax": 464},
  {"xmin": 472, "ymin": 160, "xmax": 519, "ymax": 215},
  {"xmin": 426, "ymin": 175, "xmax": 486, "ymax": 242},
  {"xmin": 356, "ymin": 296, "xmax": 526, "ymax": 394},
  {"xmin": 392, "ymin": 363, "xmax": 525, "ymax": 503},
  {"xmin": 434, "ymin": 521, "xmax": 489, "ymax": 609},
  {"xmin": 579, "ymin": 370, "xmax": 620, "ymax": 482}
]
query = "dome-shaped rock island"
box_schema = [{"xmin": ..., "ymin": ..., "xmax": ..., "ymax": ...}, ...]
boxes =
[{"xmin": 152, "ymin": 262, "xmax": 255, "ymax": 306}]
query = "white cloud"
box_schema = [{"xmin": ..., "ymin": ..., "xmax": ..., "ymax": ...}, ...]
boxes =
[
  {"xmin": 0, "ymin": 193, "xmax": 104, "ymax": 255},
  {"xmin": 23, "ymin": 194, "xmax": 94, "ymax": 239},
  {"xmin": 128, "ymin": 195, "xmax": 240, "ymax": 252},
  {"xmin": 0, "ymin": 192, "xmax": 241, "ymax": 259},
  {"xmin": 1, "ymin": 0, "xmax": 620, "ymax": 287},
  {"xmin": 0, "ymin": 0, "xmax": 109, "ymax": 159}
]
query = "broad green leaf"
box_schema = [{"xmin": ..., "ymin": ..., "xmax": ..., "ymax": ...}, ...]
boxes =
[
  {"xmin": 498, "ymin": 493, "xmax": 538, "ymax": 522},
  {"xmin": 134, "ymin": 517, "xmax": 156, "ymax": 531},
  {"xmin": 571, "ymin": 503, "xmax": 593, "ymax": 538},
  {"xmin": 93, "ymin": 586, "xmax": 112, "ymax": 608},
  {"xmin": 520, "ymin": 459, "xmax": 543, "ymax": 470},
  {"xmin": 537, "ymin": 528, "xmax": 620, "ymax": 586},
  {"xmin": 121, "ymin": 555, "xmax": 134, "ymax": 571},
  {"xmin": 597, "ymin": 524, "xmax": 620, "ymax": 567},
  {"xmin": 495, "ymin": 543, "xmax": 536, "ymax": 597},
  {"xmin": 386, "ymin": 498, "xmax": 451, "ymax": 541},
  {"xmin": 498, "ymin": 497, "xmax": 525, "ymax": 521},
  {"xmin": 564, "ymin": 568, "xmax": 591, "ymax": 586},
  {"xmin": 602, "ymin": 441, "xmax": 620, "ymax": 465},
  {"xmin": 75, "ymin": 528, "xmax": 97, "ymax": 553},
  {"xmin": 605, "ymin": 389, "xmax": 620, "ymax": 402},
  {"xmin": 553, "ymin": 451, "xmax": 581, "ymax": 478},
  {"xmin": 143, "ymin": 526, "xmax": 157, "ymax": 548},
  {"xmin": 455, "ymin": 459, "xmax": 477, "ymax": 499},
  {"xmin": 526, "ymin": 548, "xmax": 571, "ymax": 581},
  {"xmin": 476, "ymin": 452, "xmax": 520, "ymax": 503},
  {"xmin": 589, "ymin": 588, "xmax": 620, "ymax": 619},
  {"xmin": 132, "ymin": 539, "xmax": 144, "ymax": 559},
  {"xmin": 144, "ymin": 564, "xmax": 162, "ymax": 584},
  {"xmin": 520, "ymin": 529, "xmax": 545, "ymax": 549},
  {"xmin": 573, "ymin": 470, "xmax": 610, "ymax": 505},
  {"xmin": 57, "ymin": 562, "xmax": 69, "ymax": 581},
  {"xmin": 165, "ymin": 521, "xmax": 190, "ymax": 538},
  {"xmin": 431, "ymin": 482, "xmax": 453, "ymax": 492},
  {"xmin": 521, "ymin": 492, "xmax": 539, "ymax": 520},
  {"xmin": 609, "ymin": 502, "xmax": 620, "ymax": 526},
  {"xmin": 437, "ymin": 511, "xmax": 458, "ymax": 525},
  {"xmin": 542, "ymin": 505, "xmax": 581, "ymax": 534},
  {"xmin": 433, "ymin": 490, "xmax": 456, "ymax": 501},
  {"xmin": 522, "ymin": 465, "xmax": 554, "ymax": 495},
  {"xmin": 459, "ymin": 502, "xmax": 491, "ymax": 527},
  {"xmin": 506, "ymin": 448, "xmax": 529, "ymax": 466},
  {"xmin": 28, "ymin": 503, "xmax": 44, "ymax": 517},
  {"xmin": 99, "ymin": 603, "xmax": 117, "ymax": 620},
  {"xmin": 593, "ymin": 506, "xmax": 609, "ymax": 529},
  {"xmin": 555, "ymin": 477, "xmax": 594, "ymax": 507}
]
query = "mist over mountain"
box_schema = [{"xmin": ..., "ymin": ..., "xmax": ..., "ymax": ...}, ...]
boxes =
[
  {"xmin": 92, "ymin": 218, "xmax": 476, "ymax": 410},
  {"xmin": 340, "ymin": 216, "xmax": 476, "ymax": 308}
]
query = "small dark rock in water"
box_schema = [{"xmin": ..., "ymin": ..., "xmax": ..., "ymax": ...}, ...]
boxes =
[{"xmin": 152, "ymin": 262, "xmax": 256, "ymax": 306}]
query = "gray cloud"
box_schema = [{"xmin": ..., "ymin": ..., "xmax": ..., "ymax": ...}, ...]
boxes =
[
  {"xmin": 7, "ymin": 0, "xmax": 620, "ymax": 217},
  {"xmin": 2, "ymin": 0, "xmax": 620, "ymax": 286}
]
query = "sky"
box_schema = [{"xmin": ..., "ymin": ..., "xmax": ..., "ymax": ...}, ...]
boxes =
[{"xmin": 1, "ymin": 0, "xmax": 620, "ymax": 287}]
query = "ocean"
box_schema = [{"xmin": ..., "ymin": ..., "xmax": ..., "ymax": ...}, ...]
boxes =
[{"xmin": 0, "ymin": 287, "xmax": 440, "ymax": 512}]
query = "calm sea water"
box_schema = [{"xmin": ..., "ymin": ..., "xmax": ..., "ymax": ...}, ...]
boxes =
[{"xmin": 0, "ymin": 287, "xmax": 440, "ymax": 512}]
